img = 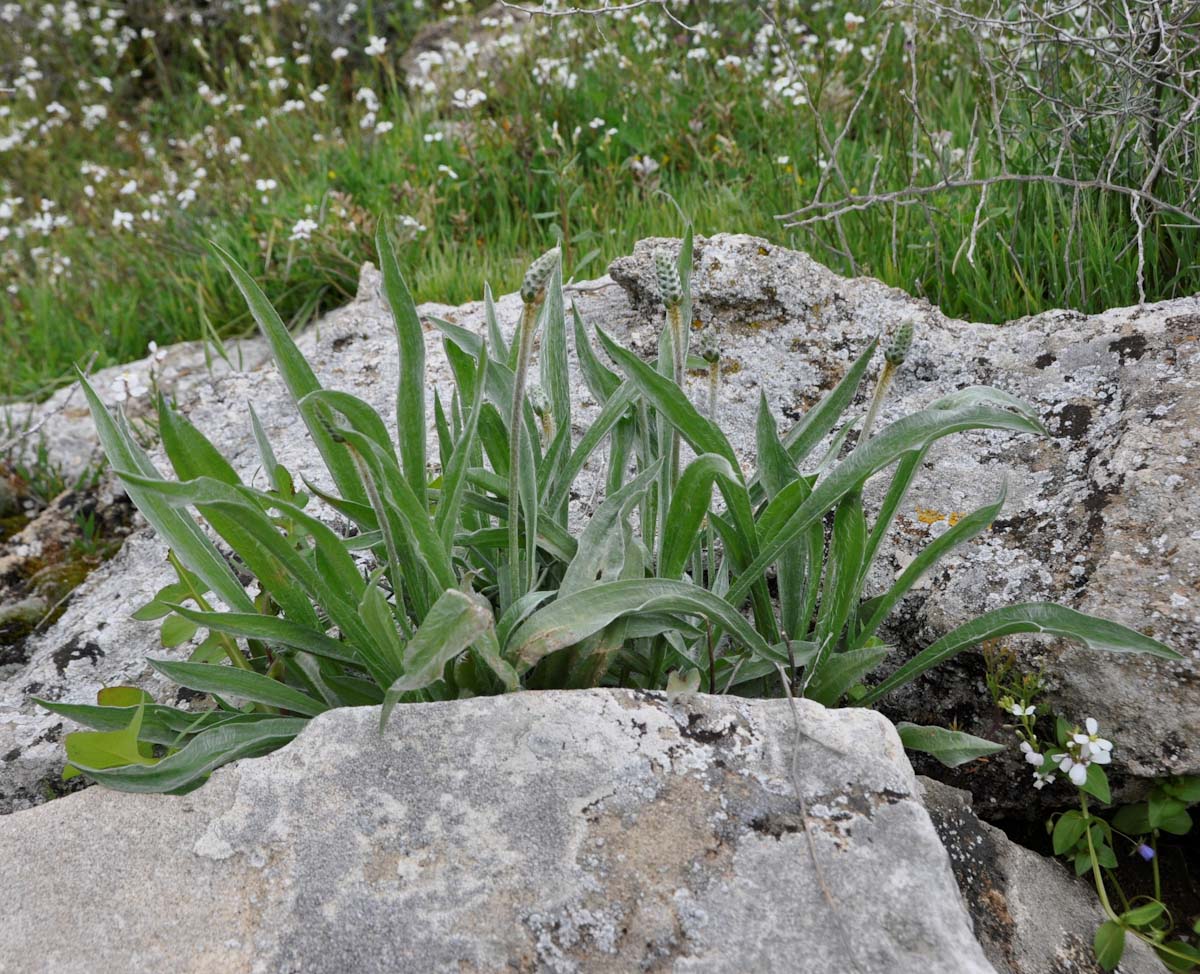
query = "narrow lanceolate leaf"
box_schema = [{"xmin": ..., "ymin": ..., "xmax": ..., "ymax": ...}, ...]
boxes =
[
  {"xmin": 749, "ymin": 338, "xmax": 876, "ymax": 502},
  {"xmin": 484, "ymin": 282, "xmax": 510, "ymax": 363},
  {"xmin": 163, "ymin": 604, "xmax": 360, "ymax": 666},
  {"xmin": 860, "ymin": 603, "xmax": 1181, "ymax": 706},
  {"xmin": 509, "ymin": 578, "xmax": 774, "ymax": 671},
  {"xmin": 595, "ymin": 326, "xmax": 739, "ymax": 468},
  {"xmin": 69, "ymin": 718, "xmax": 307, "ymax": 794},
  {"xmin": 35, "ymin": 697, "xmax": 271, "ymax": 747},
  {"xmin": 852, "ymin": 484, "xmax": 1007, "ymax": 649},
  {"xmin": 157, "ymin": 395, "xmax": 241, "ymax": 485},
  {"xmin": 150, "ymin": 659, "xmax": 328, "ymax": 718},
  {"xmin": 540, "ymin": 259, "xmax": 571, "ymax": 446},
  {"xmin": 572, "ymin": 304, "xmax": 620, "ymax": 402},
  {"xmin": 547, "ymin": 381, "xmax": 638, "ymax": 512},
  {"xmin": 813, "ymin": 489, "xmax": 866, "ymax": 654},
  {"xmin": 436, "ymin": 345, "xmax": 488, "ymax": 548},
  {"xmin": 77, "ymin": 373, "xmax": 254, "ymax": 614},
  {"xmin": 206, "ymin": 240, "xmax": 365, "ymax": 506},
  {"xmin": 895, "ymin": 723, "xmax": 1005, "ymax": 768},
  {"xmin": 248, "ymin": 403, "xmax": 283, "ymax": 489},
  {"xmin": 725, "ymin": 388, "xmax": 1047, "ymax": 610},
  {"xmin": 376, "ymin": 221, "xmax": 427, "ymax": 505},
  {"xmin": 380, "ymin": 589, "xmax": 495, "ymax": 728}
]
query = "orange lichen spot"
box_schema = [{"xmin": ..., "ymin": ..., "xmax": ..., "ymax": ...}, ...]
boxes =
[
  {"xmin": 916, "ymin": 508, "xmax": 946, "ymax": 525},
  {"xmin": 947, "ymin": 512, "xmax": 966, "ymax": 527}
]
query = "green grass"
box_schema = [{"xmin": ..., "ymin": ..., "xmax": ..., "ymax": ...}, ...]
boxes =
[{"xmin": 2, "ymin": 1, "xmax": 1196, "ymax": 399}]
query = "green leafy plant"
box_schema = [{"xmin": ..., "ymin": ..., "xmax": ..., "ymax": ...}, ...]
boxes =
[
  {"xmin": 37, "ymin": 219, "xmax": 1179, "ymax": 795},
  {"xmin": 989, "ymin": 656, "xmax": 1200, "ymax": 971}
]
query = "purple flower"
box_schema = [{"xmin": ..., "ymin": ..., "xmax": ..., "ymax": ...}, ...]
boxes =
[{"xmin": 1136, "ymin": 843, "xmax": 1155, "ymax": 862}]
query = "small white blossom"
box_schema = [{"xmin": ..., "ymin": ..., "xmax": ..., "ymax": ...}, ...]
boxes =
[
  {"xmin": 437, "ymin": 164, "xmax": 458, "ymax": 180},
  {"xmin": 331, "ymin": 46, "xmax": 349, "ymax": 61},
  {"xmin": 1009, "ymin": 702, "xmax": 1036, "ymax": 717},
  {"xmin": 1020, "ymin": 741, "xmax": 1044, "ymax": 767},
  {"xmin": 290, "ymin": 218, "xmax": 318, "ymax": 241},
  {"xmin": 451, "ymin": 87, "xmax": 487, "ymax": 109},
  {"xmin": 110, "ymin": 371, "xmax": 149, "ymax": 402},
  {"xmin": 364, "ymin": 35, "xmax": 387, "ymax": 57},
  {"xmin": 111, "ymin": 208, "xmax": 133, "ymax": 231}
]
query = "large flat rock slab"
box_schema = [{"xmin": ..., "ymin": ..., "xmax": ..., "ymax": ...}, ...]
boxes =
[{"xmin": 0, "ymin": 690, "xmax": 993, "ymax": 973}]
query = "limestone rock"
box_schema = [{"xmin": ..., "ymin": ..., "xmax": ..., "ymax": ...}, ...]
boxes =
[
  {"xmin": 920, "ymin": 777, "xmax": 1165, "ymax": 974},
  {"xmin": 0, "ymin": 690, "xmax": 994, "ymax": 974}
]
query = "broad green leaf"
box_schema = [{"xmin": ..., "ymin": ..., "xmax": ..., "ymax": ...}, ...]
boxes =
[
  {"xmin": 70, "ymin": 717, "xmax": 307, "ymax": 793},
  {"xmin": 381, "ymin": 589, "xmax": 495, "ymax": 727},
  {"xmin": 1052, "ymin": 810, "xmax": 1087, "ymax": 854},
  {"xmin": 1122, "ymin": 902, "xmax": 1164, "ymax": 926},
  {"xmin": 660, "ymin": 454, "xmax": 757, "ymax": 581},
  {"xmin": 377, "ymin": 220, "xmax": 427, "ymax": 505},
  {"xmin": 509, "ymin": 578, "xmax": 774, "ymax": 671},
  {"xmin": 160, "ymin": 613, "xmax": 199, "ymax": 648},
  {"xmin": 63, "ymin": 703, "xmax": 155, "ymax": 781},
  {"xmin": 206, "ymin": 240, "xmax": 365, "ymax": 506},
  {"xmin": 805, "ymin": 645, "xmax": 888, "ymax": 707},
  {"xmin": 561, "ymin": 462, "xmax": 661, "ymax": 595},
  {"xmin": 1093, "ymin": 921, "xmax": 1125, "ymax": 972},
  {"xmin": 861, "ymin": 603, "xmax": 1180, "ymax": 706},
  {"xmin": 150, "ymin": 659, "xmax": 328, "ymax": 717},
  {"xmin": 896, "ymin": 723, "xmax": 1005, "ymax": 768},
  {"xmin": 1082, "ymin": 763, "xmax": 1113, "ymax": 804}
]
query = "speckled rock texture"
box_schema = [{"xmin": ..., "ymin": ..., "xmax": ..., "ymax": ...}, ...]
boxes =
[
  {"xmin": 1, "ymin": 233, "xmax": 1196, "ymax": 817},
  {"xmin": 0, "ymin": 690, "xmax": 995, "ymax": 974},
  {"xmin": 920, "ymin": 777, "xmax": 1164, "ymax": 974}
]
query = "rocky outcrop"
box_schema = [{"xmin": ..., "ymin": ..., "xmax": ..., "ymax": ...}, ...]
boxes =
[
  {"xmin": 920, "ymin": 778, "xmax": 1164, "ymax": 974},
  {"xmin": 1, "ymin": 233, "xmax": 1196, "ymax": 818},
  {"xmin": 0, "ymin": 690, "xmax": 995, "ymax": 974}
]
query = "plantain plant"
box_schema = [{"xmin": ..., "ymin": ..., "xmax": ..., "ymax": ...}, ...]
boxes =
[{"xmin": 38, "ymin": 220, "xmax": 1179, "ymax": 794}]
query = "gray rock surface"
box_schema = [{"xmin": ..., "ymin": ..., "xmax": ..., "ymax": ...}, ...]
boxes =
[
  {"xmin": 0, "ymin": 689, "xmax": 995, "ymax": 974},
  {"xmin": 1, "ymin": 232, "xmax": 1196, "ymax": 816},
  {"xmin": 920, "ymin": 777, "xmax": 1165, "ymax": 974}
]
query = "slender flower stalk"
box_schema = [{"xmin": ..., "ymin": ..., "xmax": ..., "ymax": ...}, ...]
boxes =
[
  {"xmin": 508, "ymin": 247, "xmax": 558, "ymax": 603},
  {"xmin": 860, "ymin": 320, "xmax": 914, "ymax": 443},
  {"xmin": 656, "ymin": 250, "xmax": 686, "ymax": 484}
]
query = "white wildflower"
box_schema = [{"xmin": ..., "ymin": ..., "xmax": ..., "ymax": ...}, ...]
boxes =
[
  {"xmin": 290, "ymin": 218, "xmax": 318, "ymax": 241},
  {"xmin": 364, "ymin": 35, "xmax": 387, "ymax": 57}
]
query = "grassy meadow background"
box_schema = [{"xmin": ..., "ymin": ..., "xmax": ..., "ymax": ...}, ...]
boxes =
[{"xmin": 1, "ymin": 0, "xmax": 1196, "ymax": 400}]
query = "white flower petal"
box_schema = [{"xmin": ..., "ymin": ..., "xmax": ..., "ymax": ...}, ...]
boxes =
[
  {"xmin": 1086, "ymin": 717, "xmax": 1098, "ymax": 735},
  {"xmin": 1069, "ymin": 763, "xmax": 1088, "ymax": 786}
]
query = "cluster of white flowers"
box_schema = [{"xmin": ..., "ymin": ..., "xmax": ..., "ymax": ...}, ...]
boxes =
[{"xmin": 1020, "ymin": 717, "xmax": 1113, "ymax": 789}]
